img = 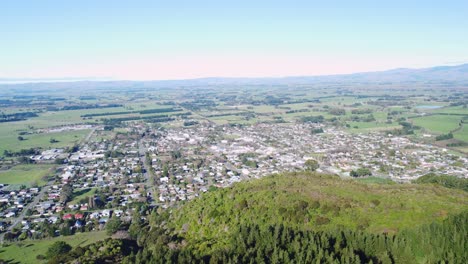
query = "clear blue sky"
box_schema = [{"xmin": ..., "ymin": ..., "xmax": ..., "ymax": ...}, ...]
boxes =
[{"xmin": 1, "ymin": 0, "xmax": 468, "ymax": 80}]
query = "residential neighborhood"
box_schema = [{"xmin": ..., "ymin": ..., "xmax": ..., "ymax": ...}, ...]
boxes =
[{"xmin": 1, "ymin": 121, "xmax": 466, "ymax": 242}]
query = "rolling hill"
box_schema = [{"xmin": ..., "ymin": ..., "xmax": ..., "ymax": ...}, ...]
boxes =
[{"xmin": 128, "ymin": 172, "xmax": 467, "ymax": 263}]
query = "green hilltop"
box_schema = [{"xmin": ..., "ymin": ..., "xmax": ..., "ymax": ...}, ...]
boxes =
[
  {"xmin": 167, "ymin": 172, "xmax": 467, "ymax": 242},
  {"xmin": 128, "ymin": 172, "xmax": 467, "ymax": 263}
]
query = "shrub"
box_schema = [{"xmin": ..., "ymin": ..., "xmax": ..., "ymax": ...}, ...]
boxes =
[{"xmin": 315, "ymin": 216, "xmax": 330, "ymax": 225}]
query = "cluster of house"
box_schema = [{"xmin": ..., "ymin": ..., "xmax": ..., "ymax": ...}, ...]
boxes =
[
  {"xmin": 30, "ymin": 148, "xmax": 68, "ymax": 162},
  {"xmin": 9, "ymin": 209, "xmax": 128, "ymax": 237},
  {"xmin": 38, "ymin": 124, "xmax": 94, "ymax": 133},
  {"xmin": 0, "ymin": 185, "xmax": 40, "ymax": 230},
  {"xmin": 0, "ymin": 132, "xmax": 150, "ymax": 235},
  {"xmin": 316, "ymin": 131, "xmax": 468, "ymax": 181}
]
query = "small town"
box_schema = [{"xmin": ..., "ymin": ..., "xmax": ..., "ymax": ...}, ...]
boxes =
[{"xmin": 1, "ymin": 121, "xmax": 466, "ymax": 241}]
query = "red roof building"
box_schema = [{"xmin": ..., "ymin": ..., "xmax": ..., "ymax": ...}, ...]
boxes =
[
  {"xmin": 74, "ymin": 213, "xmax": 84, "ymax": 219},
  {"xmin": 63, "ymin": 213, "xmax": 73, "ymax": 220}
]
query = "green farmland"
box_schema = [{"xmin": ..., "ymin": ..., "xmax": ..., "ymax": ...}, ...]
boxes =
[
  {"xmin": 411, "ymin": 115, "xmax": 462, "ymax": 134},
  {"xmin": 0, "ymin": 129, "xmax": 90, "ymax": 155}
]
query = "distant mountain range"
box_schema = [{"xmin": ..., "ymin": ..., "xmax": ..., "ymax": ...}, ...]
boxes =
[
  {"xmin": 328, "ymin": 63, "xmax": 468, "ymax": 82},
  {"xmin": 1, "ymin": 63, "xmax": 468, "ymax": 87},
  {"xmin": 199, "ymin": 63, "xmax": 468, "ymax": 84}
]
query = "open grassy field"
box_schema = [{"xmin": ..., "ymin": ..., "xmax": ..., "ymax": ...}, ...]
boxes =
[
  {"xmin": 283, "ymin": 111, "xmax": 333, "ymax": 122},
  {"xmin": 453, "ymin": 124, "xmax": 468, "ymax": 142},
  {"xmin": 0, "ymin": 231, "xmax": 108, "ymax": 264},
  {"xmin": 125, "ymin": 102, "xmax": 177, "ymax": 111},
  {"xmin": 0, "ymin": 104, "xmax": 166, "ymax": 155},
  {"xmin": 0, "ymin": 164, "xmax": 53, "ymax": 187},
  {"xmin": 347, "ymin": 121, "xmax": 401, "ymax": 132},
  {"xmin": 69, "ymin": 188, "xmax": 97, "ymax": 205},
  {"xmin": 411, "ymin": 115, "xmax": 462, "ymax": 134},
  {"xmin": 319, "ymin": 96, "xmax": 358, "ymax": 104},
  {"xmin": 208, "ymin": 115, "xmax": 260, "ymax": 125},
  {"xmin": 85, "ymin": 109, "xmax": 186, "ymax": 122},
  {"xmin": 0, "ymin": 106, "xmax": 140, "ymax": 135},
  {"xmin": 0, "ymin": 109, "xmax": 96, "ymax": 156},
  {"xmin": 278, "ymin": 102, "xmax": 313, "ymax": 110},
  {"xmin": 431, "ymin": 105, "xmax": 467, "ymax": 115},
  {"xmin": 2, "ymin": 108, "xmax": 115, "ymax": 131},
  {"xmin": 0, "ymin": 129, "xmax": 90, "ymax": 154}
]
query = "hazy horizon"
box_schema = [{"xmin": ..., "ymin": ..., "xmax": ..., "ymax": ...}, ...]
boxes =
[{"xmin": 1, "ymin": 62, "xmax": 468, "ymax": 84}]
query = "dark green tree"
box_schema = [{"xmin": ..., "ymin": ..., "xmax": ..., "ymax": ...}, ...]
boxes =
[
  {"xmin": 46, "ymin": 241, "xmax": 72, "ymax": 259},
  {"xmin": 106, "ymin": 216, "xmax": 122, "ymax": 235}
]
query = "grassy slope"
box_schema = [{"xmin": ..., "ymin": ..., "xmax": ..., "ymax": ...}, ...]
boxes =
[
  {"xmin": 0, "ymin": 231, "xmax": 108, "ymax": 264},
  {"xmin": 355, "ymin": 176, "xmax": 396, "ymax": 185},
  {"xmin": 169, "ymin": 172, "xmax": 467, "ymax": 249}
]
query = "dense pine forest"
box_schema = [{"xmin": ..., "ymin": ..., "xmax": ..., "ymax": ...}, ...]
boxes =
[
  {"xmin": 127, "ymin": 212, "xmax": 467, "ymax": 263},
  {"xmin": 46, "ymin": 173, "xmax": 467, "ymax": 263}
]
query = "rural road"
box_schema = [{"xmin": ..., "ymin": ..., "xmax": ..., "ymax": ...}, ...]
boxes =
[
  {"xmin": 81, "ymin": 127, "xmax": 97, "ymax": 144},
  {"xmin": 137, "ymin": 138, "xmax": 155, "ymax": 201}
]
